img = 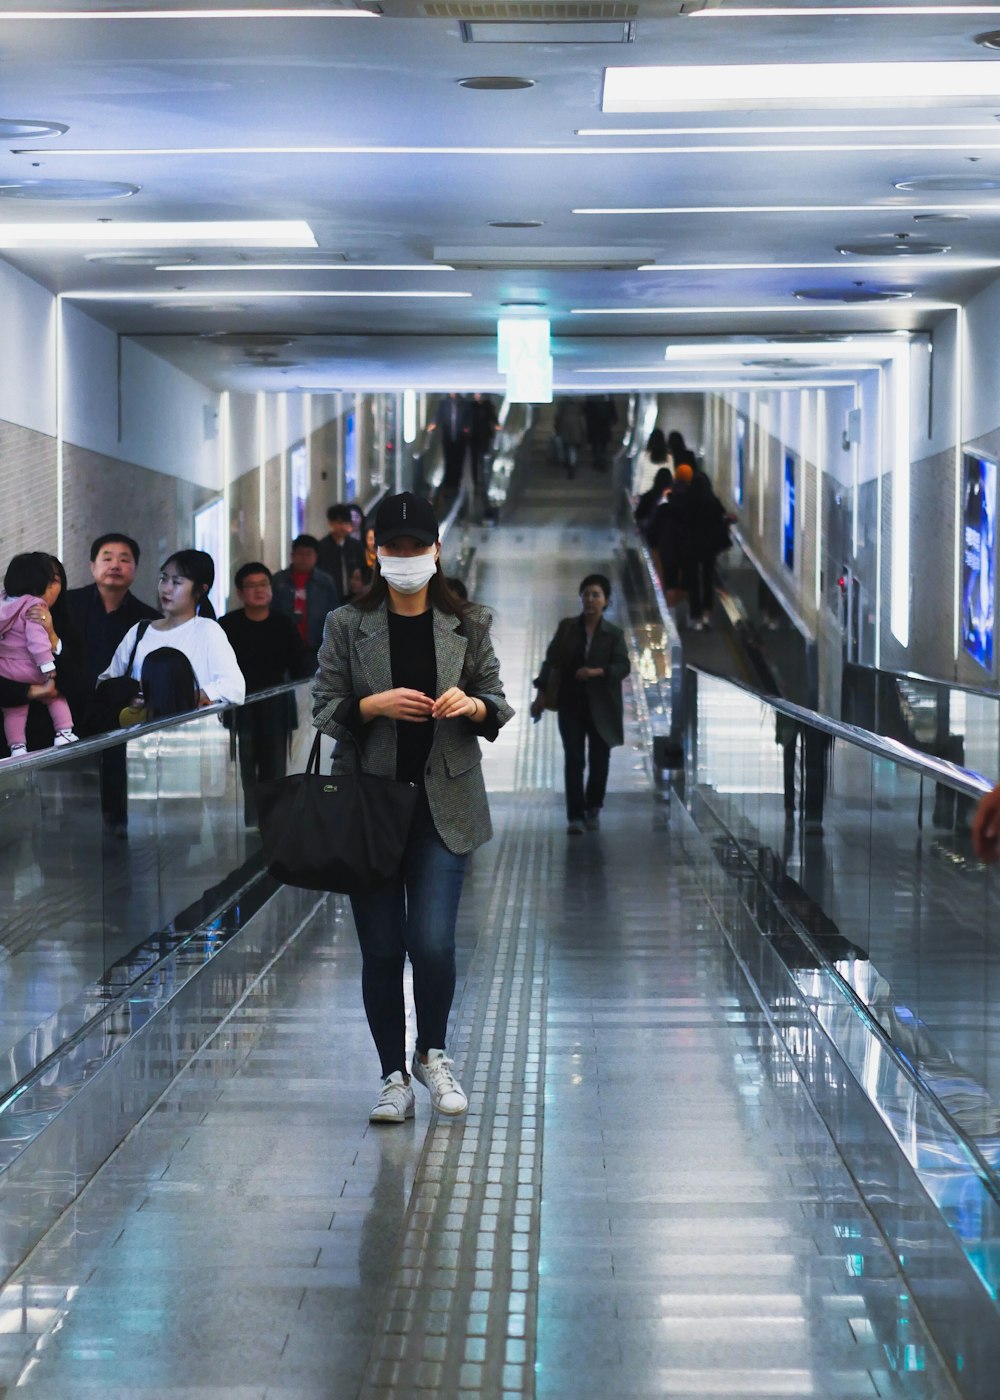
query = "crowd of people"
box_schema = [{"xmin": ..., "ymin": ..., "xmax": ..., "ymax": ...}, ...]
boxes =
[{"xmin": 633, "ymin": 428, "xmax": 732, "ymax": 631}]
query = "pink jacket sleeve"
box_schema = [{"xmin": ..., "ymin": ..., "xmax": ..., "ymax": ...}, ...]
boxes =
[{"xmin": 24, "ymin": 613, "xmax": 56, "ymax": 673}]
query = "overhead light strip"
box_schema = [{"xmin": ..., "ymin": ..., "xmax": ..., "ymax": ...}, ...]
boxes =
[
  {"xmin": 64, "ymin": 288, "xmax": 472, "ymax": 300},
  {"xmin": 663, "ymin": 340, "xmax": 904, "ymax": 358},
  {"xmin": 0, "ymin": 220, "xmax": 317, "ymax": 247},
  {"xmin": 0, "ymin": 8, "xmax": 378, "ymax": 19},
  {"xmin": 571, "ymin": 303, "xmax": 948, "ymax": 314},
  {"xmin": 638, "ymin": 259, "xmax": 996, "ymax": 271},
  {"xmin": 575, "ymin": 203, "xmax": 1000, "ymax": 214},
  {"xmin": 554, "ymin": 378, "xmax": 860, "ymax": 390},
  {"xmin": 155, "ymin": 262, "xmax": 456, "ymax": 272},
  {"xmin": 20, "ymin": 141, "xmax": 1000, "ymax": 156},
  {"xmin": 575, "ymin": 124, "xmax": 1000, "ymax": 135},
  {"xmin": 688, "ymin": 6, "xmax": 1000, "ymax": 16},
  {"xmin": 573, "ymin": 364, "xmax": 882, "ymax": 372}
]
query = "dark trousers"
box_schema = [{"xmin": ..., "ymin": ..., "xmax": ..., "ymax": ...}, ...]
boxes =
[
  {"xmin": 101, "ymin": 744, "xmax": 129, "ymax": 830},
  {"xmin": 442, "ymin": 439, "xmax": 467, "ymax": 494},
  {"xmin": 686, "ymin": 554, "xmax": 716, "ymax": 619},
  {"xmin": 237, "ymin": 705, "xmax": 289, "ymax": 826},
  {"xmin": 558, "ymin": 706, "xmax": 611, "ymax": 821},
  {"xmin": 349, "ymin": 796, "xmax": 468, "ymax": 1078}
]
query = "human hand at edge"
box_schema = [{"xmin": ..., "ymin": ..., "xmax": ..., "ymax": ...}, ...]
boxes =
[{"xmin": 431, "ymin": 687, "xmax": 480, "ymax": 721}]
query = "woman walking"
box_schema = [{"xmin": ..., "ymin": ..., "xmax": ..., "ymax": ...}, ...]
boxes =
[
  {"xmin": 530, "ymin": 574, "xmax": 630, "ymax": 835},
  {"xmin": 312, "ymin": 492, "xmax": 513, "ymax": 1124}
]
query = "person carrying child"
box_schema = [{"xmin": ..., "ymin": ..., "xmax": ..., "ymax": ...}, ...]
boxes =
[{"xmin": 0, "ymin": 551, "xmax": 79, "ymax": 758}]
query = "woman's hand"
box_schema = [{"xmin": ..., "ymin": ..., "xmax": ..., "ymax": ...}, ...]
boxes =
[
  {"xmin": 431, "ymin": 687, "xmax": 482, "ymax": 721},
  {"xmin": 972, "ymin": 782, "xmax": 1000, "ymax": 862},
  {"xmin": 530, "ymin": 695, "xmax": 545, "ymax": 721},
  {"xmin": 574, "ymin": 666, "xmax": 604, "ymax": 681},
  {"xmin": 27, "ymin": 603, "xmax": 58, "ymax": 650},
  {"xmin": 363, "ymin": 688, "xmax": 434, "ymax": 722},
  {"xmin": 27, "ymin": 679, "xmax": 56, "ymax": 702},
  {"xmin": 197, "ymin": 689, "xmax": 213, "ymax": 708}
]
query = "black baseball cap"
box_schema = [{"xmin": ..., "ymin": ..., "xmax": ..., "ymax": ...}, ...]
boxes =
[{"xmin": 373, "ymin": 491, "xmax": 439, "ymax": 547}]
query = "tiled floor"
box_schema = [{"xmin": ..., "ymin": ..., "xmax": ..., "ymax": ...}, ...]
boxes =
[{"xmin": 0, "ymin": 461, "xmax": 961, "ymax": 1398}]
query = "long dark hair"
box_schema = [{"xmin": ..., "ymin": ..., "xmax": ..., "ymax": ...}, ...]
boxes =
[
  {"xmin": 161, "ymin": 549, "xmax": 217, "ymax": 620},
  {"xmin": 355, "ymin": 559, "xmax": 474, "ymax": 623},
  {"xmin": 646, "ymin": 428, "xmax": 668, "ymax": 464},
  {"xmin": 47, "ymin": 556, "xmax": 70, "ymax": 631},
  {"xmin": 139, "ymin": 647, "xmax": 199, "ymax": 717}
]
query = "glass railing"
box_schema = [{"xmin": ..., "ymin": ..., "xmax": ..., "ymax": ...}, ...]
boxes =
[
  {"xmin": 0, "ymin": 681, "xmax": 315, "ymax": 1098},
  {"xmin": 682, "ymin": 667, "xmax": 1000, "ymax": 1276}
]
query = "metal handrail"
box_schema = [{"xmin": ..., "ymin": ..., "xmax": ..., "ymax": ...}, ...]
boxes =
[
  {"xmin": 687, "ymin": 663, "xmax": 994, "ymax": 800},
  {"xmin": 0, "ymin": 676, "xmax": 311, "ymax": 777}
]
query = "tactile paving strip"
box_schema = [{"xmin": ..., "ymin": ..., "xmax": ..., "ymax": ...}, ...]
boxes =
[{"xmin": 359, "ymin": 797, "xmax": 551, "ymax": 1399}]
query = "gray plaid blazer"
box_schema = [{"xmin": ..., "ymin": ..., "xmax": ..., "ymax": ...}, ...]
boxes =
[{"xmin": 312, "ymin": 601, "xmax": 514, "ymax": 855}]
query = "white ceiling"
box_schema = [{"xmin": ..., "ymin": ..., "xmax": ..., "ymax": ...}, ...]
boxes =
[{"xmin": 3, "ymin": 0, "xmax": 1000, "ymax": 389}]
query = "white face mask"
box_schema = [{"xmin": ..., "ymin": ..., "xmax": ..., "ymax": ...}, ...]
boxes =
[{"xmin": 377, "ymin": 548, "xmax": 438, "ymax": 594}]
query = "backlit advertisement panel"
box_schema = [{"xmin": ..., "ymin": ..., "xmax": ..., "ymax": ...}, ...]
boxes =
[
  {"xmin": 734, "ymin": 412, "xmax": 746, "ymax": 507},
  {"xmin": 782, "ymin": 451, "xmax": 796, "ymax": 571},
  {"xmin": 962, "ymin": 450, "xmax": 997, "ymax": 670}
]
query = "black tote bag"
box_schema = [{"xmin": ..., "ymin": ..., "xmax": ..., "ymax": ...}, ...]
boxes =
[{"xmin": 256, "ymin": 731, "xmax": 420, "ymax": 895}]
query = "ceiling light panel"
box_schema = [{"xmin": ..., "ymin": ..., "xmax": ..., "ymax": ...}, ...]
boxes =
[
  {"xmin": 574, "ymin": 203, "xmax": 1000, "ymax": 214},
  {"xmin": 155, "ymin": 262, "xmax": 456, "ymax": 271},
  {"xmin": 0, "ymin": 6, "xmax": 378, "ymax": 18},
  {"xmin": 602, "ymin": 63, "xmax": 1000, "ymax": 113},
  {"xmin": 570, "ymin": 302, "xmax": 945, "ymax": 313},
  {"xmin": 688, "ymin": 5, "xmax": 1000, "ymax": 15},
  {"xmin": 66, "ymin": 289, "xmax": 472, "ymax": 300}
]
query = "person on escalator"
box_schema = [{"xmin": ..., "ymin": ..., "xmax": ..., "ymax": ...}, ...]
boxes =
[
  {"xmin": 649, "ymin": 460, "xmax": 694, "ymax": 606},
  {"xmin": 681, "ymin": 468, "xmax": 730, "ymax": 632}
]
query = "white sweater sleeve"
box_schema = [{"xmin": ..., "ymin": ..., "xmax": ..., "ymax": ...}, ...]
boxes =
[
  {"xmin": 199, "ymin": 621, "xmax": 246, "ymax": 705},
  {"xmin": 98, "ymin": 623, "xmax": 139, "ymax": 683}
]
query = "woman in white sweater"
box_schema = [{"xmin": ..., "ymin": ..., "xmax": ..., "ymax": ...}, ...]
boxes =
[{"xmin": 100, "ymin": 549, "xmax": 245, "ymax": 707}]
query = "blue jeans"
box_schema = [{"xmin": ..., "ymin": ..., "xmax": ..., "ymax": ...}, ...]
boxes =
[{"xmin": 349, "ymin": 795, "xmax": 468, "ymax": 1078}]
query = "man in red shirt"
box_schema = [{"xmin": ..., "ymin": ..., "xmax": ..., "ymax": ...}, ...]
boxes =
[{"xmin": 270, "ymin": 535, "xmax": 340, "ymax": 665}]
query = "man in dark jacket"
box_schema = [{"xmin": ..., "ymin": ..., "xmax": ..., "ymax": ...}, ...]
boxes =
[
  {"xmin": 64, "ymin": 532, "xmax": 160, "ymax": 834},
  {"xmin": 429, "ymin": 392, "xmax": 471, "ymax": 504},
  {"xmin": 316, "ymin": 503, "xmax": 365, "ymax": 602},
  {"xmin": 65, "ymin": 533, "xmax": 160, "ymax": 690},
  {"xmin": 271, "ymin": 535, "xmax": 341, "ymax": 667}
]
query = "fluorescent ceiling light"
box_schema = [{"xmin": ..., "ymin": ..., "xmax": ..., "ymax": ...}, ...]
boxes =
[
  {"xmin": 663, "ymin": 340, "xmax": 901, "ymax": 358},
  {"xmin": 0, "ymin": 8, "xmax": 378, "ymax": 19},
  {"xmin": 155, "ymin": 262, "xmax": 455, "ymax": 271},
  {"xmin": 574, "ymin": 364, "xmax": 879, "ymax": 373},
  {"xmin": 574, "ymin": 203, "xmax": 1000, "ymax": 214},
  {"xmin": 555, "ymin": 378, "xmax": 859, "ymax": 390},
  {"xmin": 0, "ymin": 220, "xmax": 317, "ymax": 247},
  {"xmin": 65, "ymin": 288, "xmax": 471, "ymax": 300},
  {"xmin": 22, "ymin": 139, "xmax": 1000, "ymax": 157},
  {"xmin": 576, "ymin": 124, "xmax": 1000, "ymax": 135},
  {"xmin": 602, "ymin": 62, "xmax": 1000, "ymax": 113},
  {"xmin": 571, "ymin": 303, "xmax": 945, "ymax": 314},
  {"xmin": 689, "ymin": 6, "xmax": 1000, "ymax": 15},
  {"xmin": 638, "ymin": 259, "xmax": 994, "ymax": 271}
]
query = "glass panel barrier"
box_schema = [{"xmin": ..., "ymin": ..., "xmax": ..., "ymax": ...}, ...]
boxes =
[{"xmin": 0, "ymin": 681, "xmax": 315, "ymax": 1099}]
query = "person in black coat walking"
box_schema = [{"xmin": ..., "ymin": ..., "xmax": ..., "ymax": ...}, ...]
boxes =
[
  {"xmin": 530, "ymin": 574, "xmax": 631, "ymax": 834},
  {"xmin": 680, "ymin": 468, "xmax": 729, "ymax": 630}
]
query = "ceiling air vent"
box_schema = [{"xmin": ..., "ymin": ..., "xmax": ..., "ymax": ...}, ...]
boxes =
[
  {"xmin": 430, "ymin": 2, "xmax": 636, "ymax": 40},
  {"xmin": 434, "ymin": 243, "xmax": 654, "ymax": 268}
]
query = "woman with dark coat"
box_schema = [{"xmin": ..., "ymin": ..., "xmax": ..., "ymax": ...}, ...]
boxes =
[
  {"xmin": 634, "ymin": 466, "xmax": 674, "ymax": 541},
  {"xmin": 530, "ymin": 574, "xmax": 631, "ymax": 835},
  {"xmin": 312, "ymin": 491, "xmax": 514, "ymax": 1125},
  {"xmin": 681, "ymin": 471, "xmax": 729, "ymax": 630}
]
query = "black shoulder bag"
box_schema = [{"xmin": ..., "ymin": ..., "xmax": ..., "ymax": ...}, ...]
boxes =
[
  {"xmin": 83, "ymin": 620, "xmax": 153, "ymax": 736},
  {"xmin": 256, "ymin": 732, "xmax": 420, "ymax": 895}
]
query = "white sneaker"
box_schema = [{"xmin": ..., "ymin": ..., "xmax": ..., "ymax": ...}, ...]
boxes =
[
  {"xmin": 54, "ymin": 730, "xmax": 79, "ymax": 747},
  {"xmin": 369, "ymin": 1071, "xmax": 415, "ymax": 1124},
  {"xmin": 411, "ymin": 1050, "xmax": 468, "ymax": 1116},
  {"xmin": 8, "ymin": 744, "xmax": 26, "ymax": 759}
]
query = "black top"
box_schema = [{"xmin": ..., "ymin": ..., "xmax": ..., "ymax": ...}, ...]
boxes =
[
  {"xmin": 387, "ymin": 609, "xmax": 436, "ymax": 785},
  {"xmin": 315, "ymin": 535, "xmax": 365, "ymax": 600},
  {"xmin": 558, "ymin": 617, "xmax": 592, "ymax": 715},
  {"xmin": 65, "ymin": 584, "xmax": 160, "ymax": 690},
  {"xmin": 219, "ymin": 609, "xmax": 311, "ymax": 693}
]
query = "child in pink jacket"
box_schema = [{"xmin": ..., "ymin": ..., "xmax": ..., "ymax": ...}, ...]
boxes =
[{"xmin": 0, "ymin": 552, "xmax": 78, "ymax": 758}]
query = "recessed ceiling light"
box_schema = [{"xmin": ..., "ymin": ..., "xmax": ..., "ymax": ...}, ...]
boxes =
[
  {"xmin": 894, "ymin": 174, "xmax": 1000, "ymax": 191},
  {"xmin": 459, "ymin": 76, "xmax": 535, "ymax": 90},
  {"xmin": 836, "ymin": 235, "xmax": 950, "ymax": 256},
  {"xmin": 694, "ymin": 6, "xmax": 1000, "ymax": 16},
  {"xmin": 602, "ymin": 62, "xmax": 1000, "ymax": 113},
  {"xmin": 976, "ymin": 29, "xmax": 1000, "ymax": 48},
  {"xmin": 577, "ymin": 124, "xmax": 1000, "ymax": 135},
  {"xmin": 500, "ymin": 300, "xmax": 546, "ymax": 307},
  {"xmin": 488, "ymin": 220, "xmax": 544, "ymax": 228},
  {"xmin": 0, "ymin": 179, "xmax": 138, "ymax": 200},
  {"xmin": 155, "ymin": 261, "xmax": 455, "ymax": 271},
  {"xmin": 571, "ymin": 299, "xmax": 930, "ymax": 313},
  {"xmin": 574, "ymin": 202, "xmax": 1000, "ymax": 214},
  {"xmin": 0, "ymin": 119, "xmax": 68, "ymax": 140},
  {"xmin": 793, "ymin": 288, "xmax": 913, "ymax": 302},
  {"xmin": 69, "ymin": 289, "xmax": 472, "ymax": 301}
]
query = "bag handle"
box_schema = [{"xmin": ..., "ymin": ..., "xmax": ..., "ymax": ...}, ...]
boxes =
[
  {"xmin": 305, "ymin": 729, "xmax": 323, "ymax": 775},
  {"xmin": 126, "ymin": 618, "xmax": 152, "ymax": 678}
]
